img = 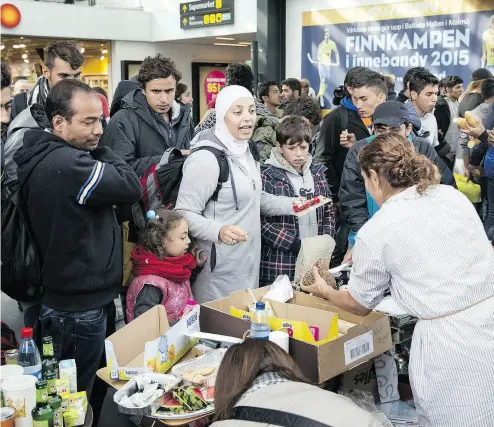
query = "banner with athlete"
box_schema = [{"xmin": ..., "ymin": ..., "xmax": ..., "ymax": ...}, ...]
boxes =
[{"xmin": 302, "ymin": 0, "xmax": 494, "ymax": 110}]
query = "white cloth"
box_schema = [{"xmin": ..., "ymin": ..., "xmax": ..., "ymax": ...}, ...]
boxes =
[
  {"xmin": 348, "ymin": 185, "xmax": 494, "ymax": 426},
  {"xmin": 420, "ymin": 112, "xmax": 439, "ymax": 147}
]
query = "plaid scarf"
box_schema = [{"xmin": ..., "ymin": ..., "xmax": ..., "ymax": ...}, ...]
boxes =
[{"xmin": 27, "ymin": 76, "xmax": 50, "ymax": 107}]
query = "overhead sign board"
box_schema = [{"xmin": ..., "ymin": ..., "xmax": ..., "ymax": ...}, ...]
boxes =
[{"xmin": 180, "ymin": 0, "xmax": 234, "ymax": 29}]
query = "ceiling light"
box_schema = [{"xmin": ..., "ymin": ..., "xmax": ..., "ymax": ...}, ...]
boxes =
[
  {"xmin": 0, "ymin": 45, "xmax": 4, "ymax": 50},
  {"xmin": 13, "ymin": 44, "xmax": 19, "ymax": 49},
  {"xmin": 18, "ymin": 44, "xmax": 25, "ymax": 48},
  {"xmin": 216, "ymin": 37, "xmax": 235, "ymax": 40},
  {"xmin": 213, "ymin": 43, "xmax": 249, "ymax": 47},
  {"xmin": 100, "ymin": 43, "xmax": 104, "ymax": 46},
  {"xmin": 22, "ymin": 54, "xmax": 27, "ymax": 59},
  {"xmin": 238, "ymin": 42, "xmax": 251, "ymax": 45},
  {"xmin": 24, "ymin": 59, "xmax": 29, "ymax": 63},
  {"xmin": 20, "ymin": 37, "xmax": 24, "ymax": 39},
  {"xmin": 100, "ymin": 55, "xmax": 105, "ymax": 60},
  {"xmin": 102, "ymin": 49, "xmax": 108, "ymax": 54},
  {"xmin": 80, "ymin": 47, "xmax": 85, "ymax": 53}
]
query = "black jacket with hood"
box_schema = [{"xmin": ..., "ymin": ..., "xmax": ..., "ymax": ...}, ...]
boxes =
[
  {"xmin": 339, "ymin": 134, "xmax": 455, "ymax": 241},
  {"xmin": 100, "ymin": 89, "xmax": 194, "ymax": 178},
  {"xmin": 314, "ymin": 98, "xmax": 371, "ymax": 202},
  {"xmin": 14, "ymin": 129, "xmax": 142, "ymax": 312}
]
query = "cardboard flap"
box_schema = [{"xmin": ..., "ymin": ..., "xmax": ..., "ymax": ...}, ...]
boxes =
[
  {"xmin": 268, "ymin": 300, "xmax": 336, "ymax": 332},
  {"xmin": 107, "ymin": 305, "xmax": 169, "ymax": 366}
]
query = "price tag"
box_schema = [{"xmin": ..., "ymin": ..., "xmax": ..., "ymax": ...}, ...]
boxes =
[{"xmin": 344, "ymin": 331, "xmax": 374, "ymax": 365}]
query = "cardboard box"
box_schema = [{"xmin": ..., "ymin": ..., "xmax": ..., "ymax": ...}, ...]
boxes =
[
  {"xmin": 200, "ymin": 288, "xmax": 392, "ymax": 384},
  {"xmin": 97, "ymin": 305, "xmax": 202, "ymax": 390},
  {"xmin": 339, "ymin": 359, "xmax": 379, "ymax": 403}
]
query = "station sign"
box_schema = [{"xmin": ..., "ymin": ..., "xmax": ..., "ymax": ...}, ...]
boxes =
[{"xmin": 180, "ymin": 0, "xmax": 234, "ymax": 29}]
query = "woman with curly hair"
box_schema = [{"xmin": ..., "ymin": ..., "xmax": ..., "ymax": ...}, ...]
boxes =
[{"xmin": 302, "ymin": 133, "xmax": 494, "ymax": 427}]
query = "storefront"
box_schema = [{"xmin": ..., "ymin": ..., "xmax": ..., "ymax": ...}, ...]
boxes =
[{"xmin": 1, "ymin": 36, "xmax": 111, "ymax": 95}]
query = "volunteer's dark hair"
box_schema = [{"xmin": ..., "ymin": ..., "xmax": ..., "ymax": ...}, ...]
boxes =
[
  {"xmin": 44, "ymin": 41, "xmax": 84, "ymax": 71},
  {"xmin": 444, "ymin": 76, "xmax": 463, "ymax": 89},
  {"xmin": 93, "ymin": 86, "xmax": 107, "ymax": 99},
  {"xmin": 409, "ymin": 71, "xmax": 439, "ymax": 96},
  {"xmin": 225, "ymin": 63, "xmax": 254, "ymax": 94},
  {"xmin": 45, "ymin": 79, "xmax": 94, "ymax": 123},
  {"xmin": 383, "ymin": 74, "xmax": 395, "ymax": 93},
  {"xmin": 258, "ymin": 80, "xmax": 278, "ymax": 102},
  {"xmin": 136, "ymin": 54, "xmax": 182, "ymax": 89},
  {"xmin": 276, "ymin": 115, "xmax": 312, "ymax": 146},
  {"xmin": 1, "ymin": 63, "xmax": 12, "ymax": 89},
  {"xmin": 282, "ymin": 96, "xmax": 322, "ymax": 127},
  {"xmin": 140, "ymin": 209, "xmax": 186, "ymax": 259},
  {"xmin": 481, "ymin": 78, "xmax": 494, "ymax": 101},
  {"xmin": 343, "ymin": 66, "xmax": 368, "ymax": 96},
  {"xmin": 282, "ymin": 78, "xmax": 302, "ymax": 95},
  {"xmin": 359, "ymin": 133, "xmax": 440, "ymax": 195},
  {"xmin": 403, "ymin": 66, "xmax": 428, "ymax": 91},
  {"xmin": 175, "ymin": 82, "xmax": 188, "ymax": 101},
  {"xmin": 352, "ymin": 69, "xmax": 387, "ymax": 95},
  {"xmin": 213, "ymin": 340, "xmax": 310, "ymax": 421}
]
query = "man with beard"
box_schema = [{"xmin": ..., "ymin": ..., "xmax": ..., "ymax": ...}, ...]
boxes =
[{"xmin": 13, "ymin": 80, "xmax": 142, "ymax": 396}]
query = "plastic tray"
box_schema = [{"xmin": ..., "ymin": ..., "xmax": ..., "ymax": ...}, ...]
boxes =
[
  {"xmin": 171, "ymin": 348, "xmax": 227, "ymax": 387},
  {"xmin": 153, "ymin": 405, "xmax": 215, "ymax": 421},
  {"xmin": 114, "ymin": 373, "xmax": 181, "ymax": 416}
]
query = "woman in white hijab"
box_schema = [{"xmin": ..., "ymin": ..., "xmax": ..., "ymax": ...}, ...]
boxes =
[{"xmin": 175, "ymin": 85, "xmax": 296, "ymax": 303}]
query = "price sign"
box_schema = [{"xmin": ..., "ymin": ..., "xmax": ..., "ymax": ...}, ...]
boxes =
[{"xmin": 204, "ymin": 70, "xmax": 226, "ymax": 106}]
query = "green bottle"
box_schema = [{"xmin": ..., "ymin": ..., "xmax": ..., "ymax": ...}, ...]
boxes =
[
  {"xmin": 42, "ymin": 337, "xmax": 58, "ymax": 379},
  {"xmin": 48, "ymin": 394, "xmax": 63, "ymax": 427},
  {"xmin": 45, "ymin": 371, "xmax": 57, "ymax": 396},
  {"xmin": 32, "ymin": 380, "xmax": 54, "ymax": 427}
]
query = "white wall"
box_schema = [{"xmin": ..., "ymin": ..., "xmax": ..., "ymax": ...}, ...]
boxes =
[
  {"xmin": 285, "ymin": 0, "xmax": 415, "ymax": 79},
  {"xmin": 2, "ymin": 0, "xmax": 152, "ymax": 41}
]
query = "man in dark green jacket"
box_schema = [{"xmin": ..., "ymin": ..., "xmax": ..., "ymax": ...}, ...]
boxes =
[{"xmin": 100, "ymin": 55, "xmax": 193, "ymax": 178}]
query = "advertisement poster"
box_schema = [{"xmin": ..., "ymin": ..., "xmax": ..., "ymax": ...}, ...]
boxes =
[
  {"xmin": 198, "ymin": 67, "xmax": 226, "ymax": 119},
  {"xmin": 302, "ymin": 0, "xmax": 494, "ymax": 109}
]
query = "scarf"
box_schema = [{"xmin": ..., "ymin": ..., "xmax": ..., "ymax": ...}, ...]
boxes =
[
  {"xmin": 27, "ymin": 76, "xmax": 49, "ymax": 108},
  {"xmin": 214, "ymin": 85, "xmax": 254, "ymax": 157},
  {"xmin": 131, "ymin": 245, "xmax": 196, "ymax": 282}
]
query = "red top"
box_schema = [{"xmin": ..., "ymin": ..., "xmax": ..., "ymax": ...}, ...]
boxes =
[{"xmin": 21, "ymin": 327, "xmax": 33, "ymax": 339}]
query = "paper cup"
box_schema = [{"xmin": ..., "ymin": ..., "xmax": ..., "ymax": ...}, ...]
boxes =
[
  {"xmin": 269, "ymin": 331, "xmax": 289, "ymax": 353},
  {"xmin": 1, "ymin": 375, "xmax": 37, "ymax": 427},
  {"xmin": 0, "ymin": 365, "xmax": 24, "ymax": 384}
]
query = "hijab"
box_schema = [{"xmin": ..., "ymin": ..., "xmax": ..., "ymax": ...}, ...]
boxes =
[{"xmin": 214, "ymin": 85, "xmax": 255, "ymax": 157}]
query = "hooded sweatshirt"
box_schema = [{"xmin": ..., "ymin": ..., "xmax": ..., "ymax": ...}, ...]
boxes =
[
  {"xmin": 175, "ymin": 86, "xmax": 294, "ymax": 302},
  {"xmin": 3, "ymin": 104, "xmax": 50, "ymax": 186},
  {"xmin": 14, "ymin": 129, "xmax": 142, "ymax": 311},
  {"xmin": 100, "ymin": 88, "xmax": 194, "ymax": 178}
]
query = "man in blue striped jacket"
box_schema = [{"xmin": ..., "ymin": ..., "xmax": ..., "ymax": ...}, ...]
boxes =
[{"xmin": 14, "ymin": 80, "xmax": 142, "ymax": 396}]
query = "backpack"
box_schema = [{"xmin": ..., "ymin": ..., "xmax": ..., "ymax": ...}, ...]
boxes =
[
  {"xmin": 1, "ymin": 180, "xmax": 42, "ymax": 302},
  {"xmin": 141, "ymin": 146, "xmax": 230, "ymax": 212},
  {"xmin": 1, "ymin": 321, "xmax": 19, "ymax": 365}
]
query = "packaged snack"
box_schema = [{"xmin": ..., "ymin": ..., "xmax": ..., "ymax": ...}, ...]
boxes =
[
  {"xmin": 59, "ymin": 360, "xmax": 77, "ymax": 393},
  {"xmin": 59, "ymin": 391, "xmax": 70, "ymax": 412},
  {"xmin": 56, "ymin": 378, "xmax": 71, "ymax": 395},
  {"xmin": 66, "ymin": 391, "xmax": 87, "ymax": 426}
]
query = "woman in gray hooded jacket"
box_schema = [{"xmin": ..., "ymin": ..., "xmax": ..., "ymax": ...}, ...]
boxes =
[{"xmin": 175, "ymin": 86, "xmax": 296, "ymax": 303}]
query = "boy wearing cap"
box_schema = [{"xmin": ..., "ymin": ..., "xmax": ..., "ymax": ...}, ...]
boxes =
[{"xmin": 339, "ymin": 101, "xmax": 454, "ymax": 263}]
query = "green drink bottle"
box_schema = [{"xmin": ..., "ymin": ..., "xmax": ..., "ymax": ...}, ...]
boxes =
[
  {"xmin": 32, "ymin": 380, "xmax": 54, "ymax": 427},
  {"xmin": 42, "ymin": 337, "xmax": 58, "ymax": 379},
  {"xmin": 48, "ymin": 394, "xmax": 63, "ymax": 427}
]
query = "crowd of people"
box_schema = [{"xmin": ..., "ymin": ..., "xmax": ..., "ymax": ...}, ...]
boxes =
[{"xmin": 1, "ymin": 39, "xmax": 494, "ymax": 426}]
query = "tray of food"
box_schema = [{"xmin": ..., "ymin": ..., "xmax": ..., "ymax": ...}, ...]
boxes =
[
  {"xmin": 171, "ymin": 348, "xmax": 226, "ymax": 387},
  {"xmin": 293, "ymin": 196, "xmax": 332, "ymax": 217},
  {"xmin": 153, "ymin": 385, "xmax": 215, "ymax": 420}
]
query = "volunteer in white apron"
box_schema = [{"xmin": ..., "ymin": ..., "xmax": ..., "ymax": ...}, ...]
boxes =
[{"xmin": 302, "ymin": 133, "xmax": 494, "ymax": 427}]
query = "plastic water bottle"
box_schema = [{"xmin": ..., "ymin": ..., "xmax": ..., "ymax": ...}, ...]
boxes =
[
  {"xmin": 250, "ymin": 302, "xmax": 270, "ymax": 339},
  {"xmin": 18, "ymin": 327, "xmax": 42, "ymax": 380}
]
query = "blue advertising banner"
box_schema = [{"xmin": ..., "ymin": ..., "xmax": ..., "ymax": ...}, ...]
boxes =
[{"xmin": 302, "ymin": 0, "xmax": 494, "ymax": 110}]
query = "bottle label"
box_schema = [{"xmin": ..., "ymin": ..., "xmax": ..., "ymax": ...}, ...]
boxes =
[
  {"xmin": 43, "ymin": 343, "xmax": 54, "ymax": 357},
  {"xmin": 33, "ymin": 421, "xmax": 49, "ymax": 427},
  {"xmin": 53, "ymin": 409, "xmax": 63, "ymax": 427},
  {"xmin": 23, "ymin": 365, "xmax": 42, "ymax": 380},
  {"xmin": 250, "ymin": 323, "xmax": 270, "ymax": 339}
]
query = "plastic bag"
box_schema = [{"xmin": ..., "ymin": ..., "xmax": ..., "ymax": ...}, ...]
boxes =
[
  {"xmin": 454, "ymin": 173, "xmax": 481, "ymax": 203},
  {"xmin": 294, "ymin": 235, "xmax": 335, "ymax": 284}
]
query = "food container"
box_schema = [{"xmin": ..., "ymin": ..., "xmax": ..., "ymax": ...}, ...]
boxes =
[
  {"xmin": 1, "ymin": 375, "xmax": 36, "ymax": 427},
  {"xmin": 0, "ymin": 366, "xmax": 24, "ymax": 385},
  {"xmin": 0, "ymin": 407, "xmax": 15, "ymax": 427},
  {"xmin": 172, "ymin": 348, "xmax": 227, "ymax": 387},
  {"xmin": 4, "ymin": 351, "xmax": 18, "ymax": 366},
  {"xmin": 113, "ymin": 374, "xmax": 181, "ymax": 417}
]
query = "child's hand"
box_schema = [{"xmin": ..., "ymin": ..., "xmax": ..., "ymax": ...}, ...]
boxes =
[{"xmin": 193, "ymin": 247, "xmax": 207, "ymax": 267}]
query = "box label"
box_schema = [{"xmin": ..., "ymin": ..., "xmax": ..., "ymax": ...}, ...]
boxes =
[{"xmin": 344, "ymin": 331, "xmax": 374, "ymax": 365}]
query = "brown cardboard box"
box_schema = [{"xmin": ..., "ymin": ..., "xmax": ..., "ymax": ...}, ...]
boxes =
[
  {"xmin": 339, "ymin": 359, "xmax": 379, "ymax": 403},
  {"xmin": 96, "ymin": 305, "xmax": 201, "ymax": 390},
  {"xmin": 200, "ymin": 288, "xmax": 392, "ymax": 384}
]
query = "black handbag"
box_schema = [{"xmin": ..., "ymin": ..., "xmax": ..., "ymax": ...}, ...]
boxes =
[{"xmin": 231, "ymin": 406, "xmax": 334, "ymax": 427}]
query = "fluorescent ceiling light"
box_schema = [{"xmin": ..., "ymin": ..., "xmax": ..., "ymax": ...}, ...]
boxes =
[
  {"xmin": 24, "ymin": 59, "xmax": 29, "ymax": 63},
  {"xmin": 22, "ymin": 54, "xmax": 27, "ymax": 59},
  {"xmin": 102, "ymin": 49, "xmax": 108, "ymax": 54},
  {"xmin": 18, "ymin": 44, "xmax": 25, "ymax": 48},
  {"xmin": 13, "ymin": 44, "xmax": 19, "ymax": 49},
  {"xmin": 80, "ymin": 47, "xmax": 85, "ymax": 53},
  {"xmin": 100, "ymin": 55, "xmax": 105, "ymax": 60},
  {"xmin": 216, "ymin": 37, "xmax": 235, "ymax": 40},
  {"xmin": 0, "ymin": 45, "xmax": 4, "ymax": 50},
  {"xmin": 214, "ymin": 43, "xmax": 249, "ymax": 47},
  {"xmin": 238, "ymin": 42, "xmax": 251, "ymax": 45}
]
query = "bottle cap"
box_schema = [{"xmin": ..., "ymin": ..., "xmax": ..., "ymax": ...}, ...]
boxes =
[
  {"xmin": 21, "ymin": 327, "xmax": 33, "ymax": 339},
  {"xmin": 42, "ymin": 336, "xmax": 53, "ymax": 344},
  {"xmin": 255, "ymin": 302, "xmax": 265, "ymax": 310}
]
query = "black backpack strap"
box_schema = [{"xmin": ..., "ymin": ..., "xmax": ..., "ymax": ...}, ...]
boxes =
[
  {"xmin": 13, "ymin": 92, "xmax": 28, "ymax": 119},
  {"xmin": 190, "ymin": 146, "xmax": 230, "ymax": 203},
  {"xmin": 339, "ymin": 105, "xmax": 349, "ymax": 132},
  {"xmin": 231, "ymin": 406, "xmax": 334, "ymax": 427}
]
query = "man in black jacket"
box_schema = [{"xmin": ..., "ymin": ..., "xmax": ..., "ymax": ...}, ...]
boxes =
[
  {"xmin": 100, "ymin": 55, "xmax": 194, "ymax": 179},
  {"xmin": 339, "ymin": 101, "xmax": 455, "ymax": 263},
  {"xmin": 397, "ymin": 66, "xmax": 427, "ymax": 103},
  {"xmin": 14, "ymin": 80, "xmax": 142, "ymax": 395}
]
